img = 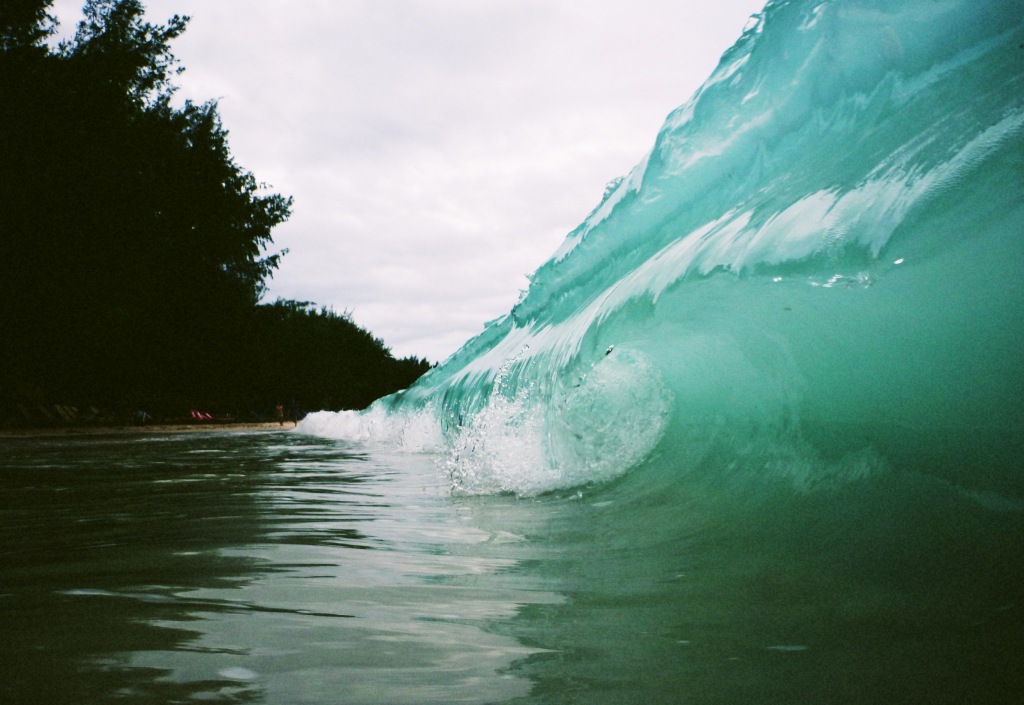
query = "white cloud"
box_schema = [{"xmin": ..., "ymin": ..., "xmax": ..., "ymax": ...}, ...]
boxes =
[{"xmin": 51, "ymin": 0, "xmax": 765, "ymax": 361}]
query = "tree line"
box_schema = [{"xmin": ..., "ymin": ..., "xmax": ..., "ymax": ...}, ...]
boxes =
[{"xmin": 0, "ymin": 0, "xmax": 431, "ymax": 426}]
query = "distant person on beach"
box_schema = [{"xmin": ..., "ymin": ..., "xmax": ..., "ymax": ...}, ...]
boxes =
[
  {"xmin": 275, "ymin": 402, "xmax": 284, "ymax": 425},
  {"xmin": 289, "ymin": 400, "xmax": 301, "ymax": 426}
]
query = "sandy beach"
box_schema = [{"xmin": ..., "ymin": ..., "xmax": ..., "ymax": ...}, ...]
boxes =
[{"xmin": 0, "ymin": 421, "xmax": 294, "ymax": 439}]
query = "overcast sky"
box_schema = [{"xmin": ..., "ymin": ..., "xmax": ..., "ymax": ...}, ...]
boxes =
[{"xmin": 53, "ymin": 0, "xmax": 765, "ymax": 362}]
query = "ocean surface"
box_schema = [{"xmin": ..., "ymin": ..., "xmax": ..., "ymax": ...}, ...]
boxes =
[
  {"xmin": 4, "ymin": 0, "xmax": 1024, "ymax": 701},
  {"xmin": 0, "ymin": 429, "xmax": 551, "ymax": 704},
  {"xmin": 0, "ymin": 428, "xmax": 1021, "ymax": 704}
]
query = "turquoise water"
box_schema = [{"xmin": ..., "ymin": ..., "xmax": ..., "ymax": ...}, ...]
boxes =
[
  {"xmin": 1, "ymin": 429, "xmax": 1021, "ymax": 703},
  {"xmin": 0, "ymin": 430, "xmax": 546, "ymax": 704}
]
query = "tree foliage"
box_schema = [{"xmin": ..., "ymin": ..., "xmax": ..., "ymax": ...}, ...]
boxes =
[
  {"xmin": 0, "ymin": 1, "xmax": 431, "ymax": 425},
  {"xmin": 250, "ymin": 300, "xmax": 432, "ymax": 413}
]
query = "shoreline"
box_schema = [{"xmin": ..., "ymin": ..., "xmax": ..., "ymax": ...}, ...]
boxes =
[{"xmin": 0, "ymin": 421, "xmax": 296, "ymax": 439}]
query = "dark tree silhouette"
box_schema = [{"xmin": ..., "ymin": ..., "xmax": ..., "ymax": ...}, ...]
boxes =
[
  {"xmin": 0, "ymin": 0, "xmax": 56, "ymax": 53},
  {"xmin": 0, "ymin": 1, "xmax": 431, "ymax": 426}
]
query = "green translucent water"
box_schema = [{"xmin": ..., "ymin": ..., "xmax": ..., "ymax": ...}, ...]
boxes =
[
  {"xmin": 0, "ymin": 431, "xmax": 545, "ymax": 704},
  {"xmin": 2, "ymin": 431, "xmax": 1021, "ymax": 703}
]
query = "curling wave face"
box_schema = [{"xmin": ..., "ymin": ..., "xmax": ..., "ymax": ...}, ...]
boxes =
[{"xmin": 302, "ymin": 0, "xmax": 1024, "ymax": 499}]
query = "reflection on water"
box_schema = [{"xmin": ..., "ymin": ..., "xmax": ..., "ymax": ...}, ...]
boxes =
[
  {"xmin": 2, "ymin": 430, "xmax": 1022, "ymax": 704},
  {"xmin": 478, "ymin": 467, "xmax": 1024, "ymax": 705},
  {"xmin": 0, "ymin": 431, "xmax": 553, "ymax": 704}
]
